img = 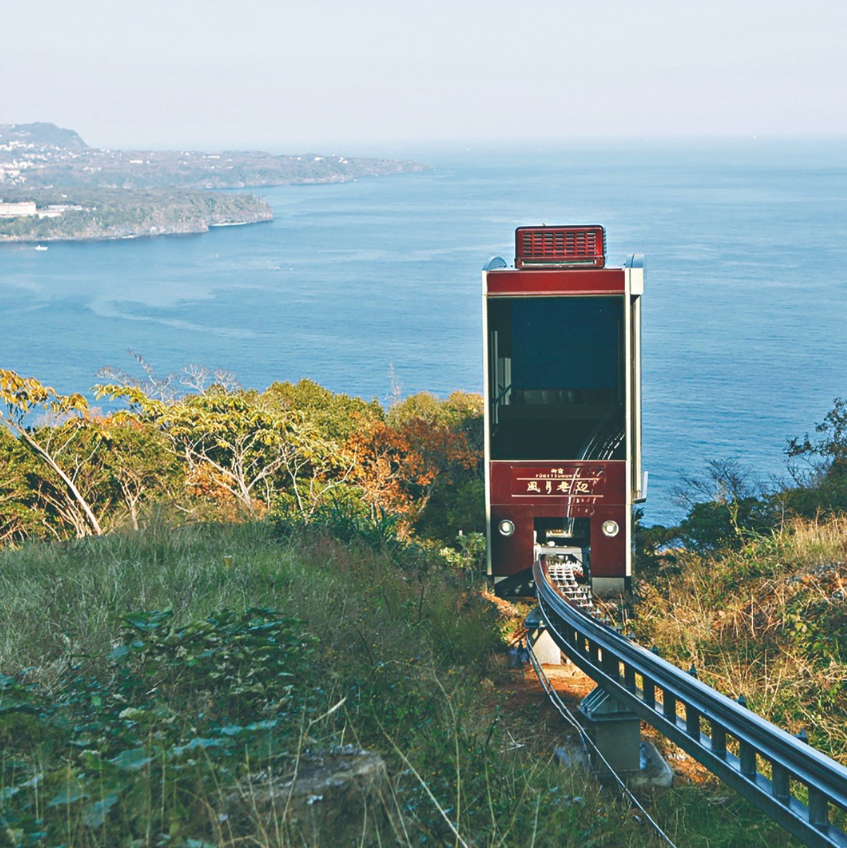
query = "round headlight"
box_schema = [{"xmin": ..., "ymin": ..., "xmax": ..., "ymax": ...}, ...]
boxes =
[
  {"xmin": 497, "ymin": 519, "xmax": 515, "ymax": 537},
  {"xmin": 601, "ymin": 520, "xmax": 620, "ymax": 537}
]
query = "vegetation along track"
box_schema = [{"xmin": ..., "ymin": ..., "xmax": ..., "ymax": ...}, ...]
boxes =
[{"xmin": 532, "ymin": 557, "xmax": 847, "ymax": 848}]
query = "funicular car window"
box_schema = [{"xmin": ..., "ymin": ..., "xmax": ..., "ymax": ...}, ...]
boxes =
[{"xmin": 488, "ymin": 296, "xmax": 624, "ymax": 461}]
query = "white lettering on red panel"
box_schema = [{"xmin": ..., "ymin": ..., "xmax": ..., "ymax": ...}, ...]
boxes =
[{"xmin": 510, "ymin": 467, "xmax": 605, "ymax": 501}]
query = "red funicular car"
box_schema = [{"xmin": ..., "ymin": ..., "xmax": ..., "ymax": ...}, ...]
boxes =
[{"xmin": 483, "ymin": 226, "xmax": 645, "ymax": 597}]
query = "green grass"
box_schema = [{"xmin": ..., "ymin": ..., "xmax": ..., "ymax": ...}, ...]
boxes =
[
  {"xmin": 0, "ymin": 518, "xmax": 293, "ymax": 679},
  {"xmin": 0, "ymin": 518, "xmax": 812, "ymax": 847}
]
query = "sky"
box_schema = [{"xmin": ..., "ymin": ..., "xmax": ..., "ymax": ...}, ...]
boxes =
[{"xmin": 4, "ymin": 0, "xmax": 847, "ymax": 151}]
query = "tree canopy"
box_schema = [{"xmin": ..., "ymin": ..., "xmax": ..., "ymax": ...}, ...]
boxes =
[{"xmin": 0, "ymin": 367, "xmax": 484, "ymax": 545}]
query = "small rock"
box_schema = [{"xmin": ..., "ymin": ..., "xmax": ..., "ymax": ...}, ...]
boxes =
[{"xmin": 222, "ymin": 747, "xmax": 401, "ymax": 845}]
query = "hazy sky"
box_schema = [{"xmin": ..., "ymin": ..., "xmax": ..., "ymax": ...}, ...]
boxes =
[{"xmin": 4, "ymin": 0, "xmax": 847, "ymax": 150}]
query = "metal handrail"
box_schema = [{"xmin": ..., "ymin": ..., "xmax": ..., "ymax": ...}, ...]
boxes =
[
  {"xmin": 492, "ymin": 383, "xmax": 512, "ymax": 409},
  {"xmin": 533, "ymin": 559, "xmax": 847, "ymax": 848}
]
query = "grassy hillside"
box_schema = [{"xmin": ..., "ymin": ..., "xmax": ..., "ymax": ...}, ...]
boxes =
[
  {"xmin": 2, "ymin": 375, "xmax": 844, "ymax": 845},
  {"xmin": 0, "ymin": 518, "xmax": 805, "ymax": 848}
]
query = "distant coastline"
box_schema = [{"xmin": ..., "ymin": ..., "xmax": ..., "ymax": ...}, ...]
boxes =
[
  {"xmin": 0, "ymin": 122, "xmax": 429, "ymax": 243},
  {"xmin": 0, "ymin": 187, "xmax": 274, "ymax": 243},
  {"xmin": 2, "ymin": 217, "xmax": 274, "ymax": 246}
]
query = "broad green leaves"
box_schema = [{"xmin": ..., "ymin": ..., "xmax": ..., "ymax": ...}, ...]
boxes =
[{"xmin": 0, "ymin": 605, "xmax": 317, "ymax": 844}]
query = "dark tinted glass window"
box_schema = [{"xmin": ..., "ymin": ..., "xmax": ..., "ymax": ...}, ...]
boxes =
[{"xmin": 488, "ymin": 296, "xmax": 625, "ymax": 460}]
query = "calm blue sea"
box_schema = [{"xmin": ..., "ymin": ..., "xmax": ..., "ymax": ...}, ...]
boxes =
[{"xmin": 2, "ymin": 138, "xmax": 846, "ymax": 524}]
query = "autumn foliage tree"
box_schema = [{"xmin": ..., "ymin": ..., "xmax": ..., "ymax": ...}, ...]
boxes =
[
  {"xmin": 98, "ymin": 414, "xmax": 179, "ymax": 530},
  {"xmin": 347, "ymin": 392, "xmax": 483, "ymax": 537},
  {"xmin": 1, "ymin": 366, "xmax": 486, "ymax": 546},
  {"xmin": 97, "ymin": 386, "xmax": 285, "ymax": 516},
  {"xmin": 0, "ymin": 370, "xmax": 179, "ymax": 539},
  {"xmin": 0, "ymin": 427, "xmax": 48, "ymax": 542},
  {"xmin": 97, "ymin": 382, "xmax": 359, "ymax": 520}
]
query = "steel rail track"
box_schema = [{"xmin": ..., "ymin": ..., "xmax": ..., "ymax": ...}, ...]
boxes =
[{"xmin": 533, "ymin": 558, "xmax": 847, "ymax": 848}]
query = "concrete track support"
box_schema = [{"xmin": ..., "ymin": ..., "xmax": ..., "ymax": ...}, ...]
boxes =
[
  {"xmin": 525, "ymin": 607, "xmax": 562, "ymax": 665},
  {"xmin": 578, "ymin": 686, "xmax": 641, "ymax": 775}
]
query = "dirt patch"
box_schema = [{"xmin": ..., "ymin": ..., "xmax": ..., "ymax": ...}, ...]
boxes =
[{"xmin": 492, "ymin": 658, "xmax": 715, "ymax": 788}]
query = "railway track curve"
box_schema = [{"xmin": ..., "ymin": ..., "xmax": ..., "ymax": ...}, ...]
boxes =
[{"xmin": 532, "ymin": 558, "xmax": 847, "ymax": 848}]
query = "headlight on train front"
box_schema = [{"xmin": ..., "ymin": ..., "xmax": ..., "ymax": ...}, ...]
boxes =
[
  {"xmin": 498, "ymin": 519, "xmax": 515, "ymax": 537},
  {"xmin": 601, "ymin": 520, "xmax": 619, "ymax": 537}
]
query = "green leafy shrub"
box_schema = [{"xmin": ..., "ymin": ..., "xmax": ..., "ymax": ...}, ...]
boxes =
[
  {"xmin": 0, "ymin": 604, "xmax": 318, "ymax": 846},
  {"xmin": 113, "ymin": 606, "xmax": 316, "ymax": 720}
]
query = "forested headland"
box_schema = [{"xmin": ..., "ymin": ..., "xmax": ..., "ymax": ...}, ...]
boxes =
[
  {"xmin": 1, "ymin": 362, "xmax": 845, "ymax": 847},
  {"xmin": 0, "ymin": 122, "xmax": 429, "ymax": 242},
  {"xmin": 0, "ymin": 186, "xmax": 273, "ymax": 241}
]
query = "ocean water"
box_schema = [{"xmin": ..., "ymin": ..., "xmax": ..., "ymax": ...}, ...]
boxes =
[{"xmin": 2, "ymin": 138, "xmax": 846, "ymax": 523}]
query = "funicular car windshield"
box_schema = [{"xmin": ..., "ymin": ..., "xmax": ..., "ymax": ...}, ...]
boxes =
[{"xmin": 488, "ymin": 296, "xmax": 625, "ymax": 461}]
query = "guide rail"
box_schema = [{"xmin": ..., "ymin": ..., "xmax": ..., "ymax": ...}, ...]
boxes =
[{"xmin": 533, "ymin": 558, "xmax": 847, "ymax": 848}]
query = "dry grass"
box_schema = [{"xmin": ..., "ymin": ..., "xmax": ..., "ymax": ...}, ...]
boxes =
[
  {"xmin": 633, "ymin": 515, "xmax": 847, "ymax": 760},
  {"xmin": 781, "ymin": 514, "xmax": 847, "ymax": 565}
]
